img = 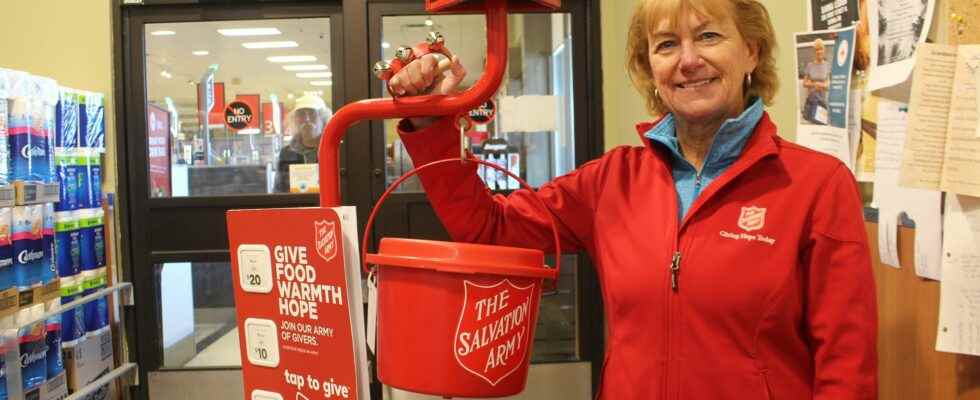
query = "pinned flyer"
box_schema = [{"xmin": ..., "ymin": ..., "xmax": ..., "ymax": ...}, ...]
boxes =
[{"xmin": 227, "ymin": 206, "xmax": 370, "ymax": 400}]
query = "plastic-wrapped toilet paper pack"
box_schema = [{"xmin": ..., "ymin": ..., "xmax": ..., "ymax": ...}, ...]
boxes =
[
  {"xmin": 79, "ymin": 91, "xmax": 104, "ymax": 150},
  {"xmin": 41, "ymin": 203, "xmax": 56, "ymax": 284},
  {"xmin": 7, "ymin": 70, "xmax": 32, "ymax": 183},
  {"xmin": 17, "ymin": 309, "xmax": 47, "ymax": 391},
  {"xmin": 77, "ymin": 149, "xmax": 101, "ymax": 209},
  {"xmin": 54, "ymin": 210, "xmax": 80, "ymax": 278},
  {"xmin": 8, "ymin": 74, "xmax": 55, "ymax": 183},
  {"xmin": 0, "ymin": 69, "xmax": 10, "ymax": 186},
  {"xmin": 12, "ymin": 205, "xmax": 44, "ymax": 290},
  {"xmin": 44, "ymin": 298, "xmax": 63, "ymax": 378},
  {"xmin": 56, "ymin": 88, "xmax": 79, "ymax": 149},
  {"xmin": 59, "ymin": 276, "xmax": 84, "ymax": 345},
  {"xmin": 0, "ymin": 208, "xmax": 13, "ymax": 293},
  {"xmin": 54, "ymin": 148, "xmax": 80, "ymax": 212}
]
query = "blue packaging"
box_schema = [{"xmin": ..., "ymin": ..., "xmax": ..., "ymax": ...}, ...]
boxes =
[
  {"xmin": 82, "ymin": 269, "xmax": 108, "ymax": 334},
  {"xmin": 41, "ymin": 203, "xmax": 55, "ymax": 284},
  {"xmin": 77, "ymin": 209, "xmax": 102, "ymax": 272},
  {"xmin": 0, "ymin": 342, "xmax": 6, "ymax": 400},
  {"xmin": 8, "ymin": 76, "xmax": 55, "ymax": 183},
  {"xmin": 56, "ymin": 88, "xmax": 79, "ymax": 149},
  {"xmin": 54, "ymin": 211, "xmax": 80, "ymax": 278},
  {"xmin": 8, "ymin": 96, "xmax": 33, "ymax": 182},
  {"xmin": 12, "ymin": 205, "xmax": 43, "ymax": 290},
  {"xmin": 59, "ymin": 292, "xmax": 85, "ymax": 345},
  {"xmin": 0, "ymin": 99, "xmax": 8, "ymax": 187},
  {"xmin": 54, "ymin": 149, "xmax": 79, "ymax": 212},
  {"xmin": 0, "ymin": 69, "xmax": 10, "ymax": 186},
  {"xmin": 87, "ymin": 152, "xmax": 102, "ymax": 208},
  {"xmin": 80, "ymin": 92, "xmax": 105, "ymax": 150},
  {"xmin": 45, "ymin": 316, "xmax": 63, "ymax": 378},
  {"xmin": 77, "ymin": 150, "xmax": 101, "ymax": 209},
  {"xmin": 83, "ymin": 294, "xmax": 108, "ymax": 334},
  {"xmin": 0, "ymin": 208, "xmax": 13, "ymax": 292},
  {"xmin": 7, "ymin": 71, "xmax": 30, "ymax": 183},
  {"xmin": 18, "ymin": 322, "xmax": 47, "ymax": 391},
  {"xmin": 37, "ymin": 77, "xmax": 57, "ymax": 184}
]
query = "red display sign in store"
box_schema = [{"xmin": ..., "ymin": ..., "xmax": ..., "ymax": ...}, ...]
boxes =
[
  {"xmin": 228, "ymin": 94, "xmax": 261, "ymax": 133},
  {"xmin": 227, "ymin": 207, "xmax": 370, "ymax": 400},
  {"xmin": 146, "ymin": 103, "xmax": 171, "ymax": 197}
]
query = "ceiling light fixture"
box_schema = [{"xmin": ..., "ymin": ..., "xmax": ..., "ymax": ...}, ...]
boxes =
[
  {"xmin": 242, "ymin": 41, "xmax": 299, "ymax": 49},
  {"xmin": 282, "ymin": 64, "xmax": 329, "ymax": 71},
  {"xmin": 160, "ymin": 70, "xmax": 173, "ymax": 79},
  {"xmin": 296, "ymin": 72, "xmax": 332, "ymax": 78},
  {"xmin": 217, "ymin": 28, "xmax": 281, "ymax": 37},
  {"xmin": 310, "ymin": 81, "xmax": 333, "ymax": 87},
  {"xmin": 381, "ymin": 42, "xmax": 391, "ymax": 49},
  {"xmin": 425, "ymin": 18, "xmax": 434, "ymax": 26},
  {"xmin": 267, "ymin": 55, "xmax": 317, "ymax": 63},
  {"xmin": 151, "ymin": 30, "xmax": 176, "ymax": 36},
  {"xmin": 192, "ymin": 50, "xmax": 209, "ymax": 56}
]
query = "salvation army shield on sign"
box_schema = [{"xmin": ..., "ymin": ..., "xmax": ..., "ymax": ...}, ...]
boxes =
[
  {"xmin": 315, "ymin": 219, "xmax": 338, "ymax": 263},
  {"xmin": 453, "ymin": 279, "xmax": 535, "ymax": 386}
]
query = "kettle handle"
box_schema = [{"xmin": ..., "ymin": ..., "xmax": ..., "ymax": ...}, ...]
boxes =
[{"xmin": 360, "ymin": 157, "xmax": 561, "ymax": 279}]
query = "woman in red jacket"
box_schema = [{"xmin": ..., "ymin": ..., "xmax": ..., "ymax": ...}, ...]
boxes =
[{"xmin": 388, "ymin": 0, "xmax": 878, "ymax": 398}]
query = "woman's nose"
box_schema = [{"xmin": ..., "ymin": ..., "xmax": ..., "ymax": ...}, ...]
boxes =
[{"xmin": 678, "ymin": 42, "xmax": 704, "ymax": 72}]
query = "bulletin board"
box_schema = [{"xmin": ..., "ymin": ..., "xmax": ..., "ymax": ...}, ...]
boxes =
[
  {"xmin": 949, "ymin": 0, "xmax": 980, "ymax": 44},
  {"xmin": 870, "ymin": 222, "xmax": 980, "ymax": 399},
  {"xmin": 867, "ymin": 1, "xmax": 980, "ymax": 399}
]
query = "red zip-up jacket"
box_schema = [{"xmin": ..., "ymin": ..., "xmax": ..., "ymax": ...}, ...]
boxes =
[{"xmin": 398, "ymin": 112, "xmax": 877, "ymax": 399}]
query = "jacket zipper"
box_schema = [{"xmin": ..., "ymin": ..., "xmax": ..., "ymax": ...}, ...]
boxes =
[
  {"xmin": 672, "ymin": 171, "xmax": 701, "ymax": 291},
  {"xmin": 670, "ymin": 251, "xmax": 682, "ymax": 290}
]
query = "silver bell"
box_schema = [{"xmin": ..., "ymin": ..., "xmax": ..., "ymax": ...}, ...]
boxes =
[
  {"xmin": 373, "ymin": 60, "xmax": 392, "ymax": 79},
  {"xmin": 426, "ymin": 31, "xmax": 445, "ymax": 46},
  {"xmin": 395, "ymin": 46, "xmax": 414, "ymax": 63}
]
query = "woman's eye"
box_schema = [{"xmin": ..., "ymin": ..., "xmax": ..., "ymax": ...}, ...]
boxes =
[
  {"xmin": 655, "ymin": 40, "xmax": 676, "ymax": 52},
  {"xmin": 700, "ymin": 32, "xmax": 721, "ymax": 41}
]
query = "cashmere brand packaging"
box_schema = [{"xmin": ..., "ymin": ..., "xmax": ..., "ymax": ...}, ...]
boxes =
[
  {"xmin": 0, "ymin": 208, "xmax": 14, "ymax": 292},
  {"xmin": 13, "ymin": 205, "xmax": 44, "ymax": 290}
]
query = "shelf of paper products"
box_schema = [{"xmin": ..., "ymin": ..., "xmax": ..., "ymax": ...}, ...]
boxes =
[{"xmin": 0, "ymin": 282, "xmax": 135, "ymax": 400}]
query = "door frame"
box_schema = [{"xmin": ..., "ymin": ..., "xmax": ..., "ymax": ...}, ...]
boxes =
[
  {"xmin": 114, "ymin": 0, "xmax": 604, "ymax": 398},
  {"xmin": 115, "ymin": 2, "xmax": 349, "ymax": 399}
]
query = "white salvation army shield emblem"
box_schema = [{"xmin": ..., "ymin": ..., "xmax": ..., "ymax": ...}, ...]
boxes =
[
  {"xmin": 314, "ymin": 220, "xmax": 338, "ymax": 263},
  {"xmin": 454, "ymin": 279, "xmax": 535, "ymax": 386},
  {"xmin": 737, "ymin": 206, "xmax": 766, "ymax": 232}
]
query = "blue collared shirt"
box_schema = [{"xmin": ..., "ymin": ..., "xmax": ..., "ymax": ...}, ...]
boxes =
[{"xmin": 644, "ymin": 98, "xmax": 764, "ymax": 222}]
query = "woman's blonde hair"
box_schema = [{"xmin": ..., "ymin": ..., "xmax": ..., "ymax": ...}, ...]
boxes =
[{"xmin": 626, "ymin": 0, "xmax": 778, "ymax": 116}]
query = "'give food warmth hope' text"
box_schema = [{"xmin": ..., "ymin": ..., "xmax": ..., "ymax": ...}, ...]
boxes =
[{"xmin": 274, "ymin": 245, "xmax": 344, "ymax": 320}]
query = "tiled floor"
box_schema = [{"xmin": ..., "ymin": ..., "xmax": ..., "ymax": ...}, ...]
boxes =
[{"xmin": 185, "ymin": 326, "xmax": 241, "ymax": 368}]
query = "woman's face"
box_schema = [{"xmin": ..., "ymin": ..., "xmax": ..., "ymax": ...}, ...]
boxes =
[
  {"xmin": 814, "ymin": 42, "xmax": 826, "ymax": 61},
  {"xmin": 647, "ymin": 8, "xmax": 758, "ymax": 125}
]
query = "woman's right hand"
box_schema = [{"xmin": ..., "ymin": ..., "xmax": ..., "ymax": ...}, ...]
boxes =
[{"xmin": 388, "ymin": 54, "xmax": 467, "ymax": 129}]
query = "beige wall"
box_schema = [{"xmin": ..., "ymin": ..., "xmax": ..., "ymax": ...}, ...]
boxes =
[
  {"xmin": 0, "ymin": 0, "xmax": 116, "ymax": 190},
  {"xmin": 600, "ymin": 0, "xmax": 807, "ymax": 150},
  {"xmin": 0, "ymin": 0, "xmax": 807, "ymax": 185}
]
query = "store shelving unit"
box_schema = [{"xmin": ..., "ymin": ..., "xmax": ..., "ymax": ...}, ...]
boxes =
[{"xmin": 2, "ymin": 283, "xmax": 137, "ymax": 400}]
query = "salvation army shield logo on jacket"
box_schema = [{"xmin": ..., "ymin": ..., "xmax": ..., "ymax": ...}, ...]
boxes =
[
  {"xmin": 737, "ymin": 206, "xmax": 766, "ymax": 232},
  {"xmin": 314, "ymin": 220, "xmax": 337, "ymax": 263},
  {"xmin": 454, "ymin": 279, "xmax": 534, "ymax": 386}
]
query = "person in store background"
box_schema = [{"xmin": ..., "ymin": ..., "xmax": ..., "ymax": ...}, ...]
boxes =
[
  {"xmin": 274, "ymin": 94, "xmax": 332, "ymax": 192},
  {"xmin": 802, "ymin": 38, "xmax": 831, "ymax": 125},
  {"xmin": 386, "ymin": 0, "xmax": 877, "ymax": 398}
]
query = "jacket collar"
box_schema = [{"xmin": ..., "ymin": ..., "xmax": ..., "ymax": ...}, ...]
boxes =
[
  {"xmin": 642, "ymin": 98, "xmax": 765, "ymax": 170},
  {"xmin": 635, "ymin": 110, "xmax": 779, "ymax": 167}
]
